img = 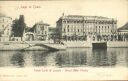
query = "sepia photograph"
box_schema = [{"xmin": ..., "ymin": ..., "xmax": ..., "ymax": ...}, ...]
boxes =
[{"xmin": 0, "ymin": 0, "xmax": 128, "ymax": 81}]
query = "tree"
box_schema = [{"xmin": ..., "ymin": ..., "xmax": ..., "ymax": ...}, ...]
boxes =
[
  {"xmin": 11, "ymin": 19, "xmax": 19, "ymax": 37},
  {"xmin": 12, "ymin": 15, "xmax": 26, "ymax": 37},
  {"xmin": 18, "ymin": 15, "xmax": 26, "ymax": 37}
]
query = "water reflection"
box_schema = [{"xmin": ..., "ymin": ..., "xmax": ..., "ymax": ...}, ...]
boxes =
[
  {"xmin": 55, "ymin": 49, "xmax": 87, "ymax": 67},
  {"xmin": 0, "ymin": 48, "xmax": 127, "ymax": 68},
  {"xmin": 91, "ymin": 49, "xmax": 116, "ymax": 67},
  {"xmin": 10, "ymin": 51, "xmax": 25, "ymax": 67},
  {"xmin": 32, "ymin": 51, "xmax": 52, "ymax": 66}
]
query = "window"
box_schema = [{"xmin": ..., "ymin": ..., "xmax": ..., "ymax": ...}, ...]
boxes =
[
  {"xmin": 41, "ymin": 26, "xmax": 44, "ymax": 30},
  {"xmin": 78, "ymin": 29, "xmax": 79, "ymax": 32},
  {"xmin": 38, "ymin": 31, "xmax": 40, "ymax": 34},
  {"xmin": 63, "ymin": 21, "xmax": 66, "ymax": 23},
  {"xmin": 2, "ymin": 25, "xmax": 4, "ymax": 28},
  {"xmin": 64, "ymin": 29, "xmax": 65, "ymax": 32},
  {"xmin": 67, "ymin": 25, "xmax": 69, "ymax": 29},
  {"xmin": 68, "ymin": 29, "xmax": 69, "ymax": 32},
  {"xmin": 108, "ymin": 26, "xmax": 109, "ymax": 29}
]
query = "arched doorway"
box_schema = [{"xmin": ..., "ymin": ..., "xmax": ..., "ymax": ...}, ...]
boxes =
[{"xmin": 24, "ymin": 32, "xmax": 35, "ymax": 41}]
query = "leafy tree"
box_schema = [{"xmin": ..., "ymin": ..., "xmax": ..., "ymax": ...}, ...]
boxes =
[
  {"xmin": 11, "ymin": 19, "xmax": 19, "ymax": 37},
  {"xmin": 12, "ymin": 15, "xmax": 26, "ymax": 37},
  {"xmin": 18, "ymin": 15, "xmax": 26, "ymax": 37}
]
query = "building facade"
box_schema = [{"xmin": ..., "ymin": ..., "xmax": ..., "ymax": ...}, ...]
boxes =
[
  {"xmin": 117, "ymin": 30, "xmax": 128, "ymax": 41},
  {"xmin": 117, "ymin": 22, "xmax": 128, "ymax": 41},
  {"xmin": 32, "ymin": 21, "xmax": 49, "ymax": 41},
  {"xmin": 48, "ymin": 27, "xmax": 56, "ymax": 39},
  {"xmin": 56, "ymin": 14, "xmax": 117, "ymax": 41},
  {"xmin": 0, "ymin": 15, "xmax": 12, "ymax": 41}
]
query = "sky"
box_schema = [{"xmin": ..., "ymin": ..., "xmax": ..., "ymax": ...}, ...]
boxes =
[{"xmin": 0, "ymin": 0, "xmax": 128, "ymax": 28}]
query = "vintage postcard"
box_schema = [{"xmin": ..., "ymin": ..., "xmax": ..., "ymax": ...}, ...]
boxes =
[{"xmin": 0, "ymin": 0, "xmax": 128, "ymax": 81}]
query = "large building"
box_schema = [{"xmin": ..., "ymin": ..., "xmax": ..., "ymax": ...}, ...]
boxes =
[
  {"xmin": 56, "ymin": 14, "xmax": 117, "ymax": 41},
  {"xmin": 117, "ymin": 22, "xmax": 128, "ymax": 41},
  {"xmin": 0, "ymin": 15, "xmax": 12, "ymax": 41},
  {"xmin": 31, "ymin": 21, "xmax": 49, "ymax": 41}
]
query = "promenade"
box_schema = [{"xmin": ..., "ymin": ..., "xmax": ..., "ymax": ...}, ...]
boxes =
[{"xmin": 0, "ymin": 41, "xmax": 66, "ymax": 51}]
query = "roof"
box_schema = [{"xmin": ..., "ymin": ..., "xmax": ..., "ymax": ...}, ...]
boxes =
[
  {"xmin": 118, "ymin": 22, "xmax": 128, "ymax": 30},
  {"xmin": 36, "ymin": 21, "xmax": 49, "ymax": 26},
  {"xmin": 68, "ymin": 15, "xmax": 109, "ymax": 19},
  {"xmin": 49, "ymin": 27, "xmax": 56, "ymax": 31},
  {"xmin": 60, "ymin": 15, "xmax": 114, "ymax": 21},
  {"xmin": 0, "ymin": 13, "xmax": 12, "ymax": 19},
  {"xmin": 25, "ymin": 27, "xmax": 31, "ymax": 32}
]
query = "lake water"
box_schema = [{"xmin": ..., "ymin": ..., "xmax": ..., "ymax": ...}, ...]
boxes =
[{"xmin": 0, "ymin": 48, "xmax": 128, "ymax": 68}]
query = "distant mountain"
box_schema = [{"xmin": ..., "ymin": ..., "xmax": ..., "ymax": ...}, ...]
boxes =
[{"xmin": 118, "ymin": 22, "xmax": 128, "ymax": 30}]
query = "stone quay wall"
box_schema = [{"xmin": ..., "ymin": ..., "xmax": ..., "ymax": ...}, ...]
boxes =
[
  {"xmin": 63, "ymin": 41, "xmax": 128, "ymax": 48},
  {"xmin": 107, "ymin": 41, "xmax": 128, "ymax": 47}
]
